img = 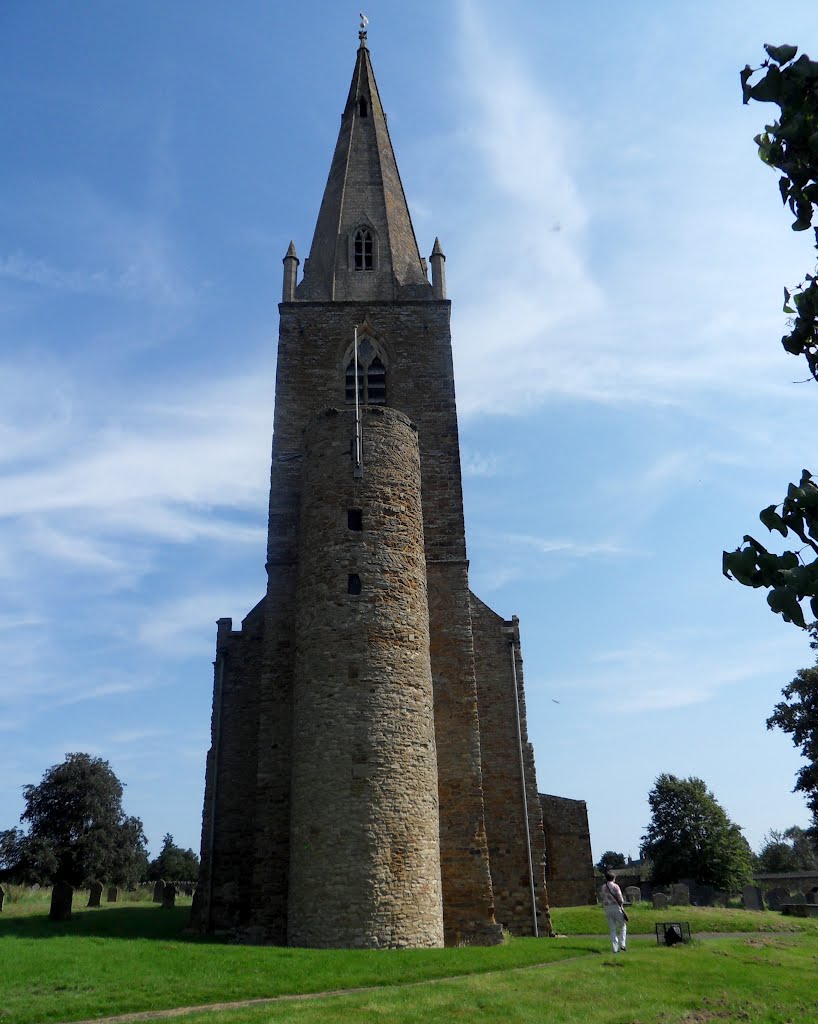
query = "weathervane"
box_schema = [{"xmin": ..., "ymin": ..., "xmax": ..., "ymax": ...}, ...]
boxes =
[{"xmin": 359, "ymin": 11, "xmax": 368, "ymax": 42}]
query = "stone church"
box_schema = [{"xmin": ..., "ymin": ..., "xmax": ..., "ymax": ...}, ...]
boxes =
[{"xmin": 191, "ymin": 29, "xmax": 559, "ymax": 949}]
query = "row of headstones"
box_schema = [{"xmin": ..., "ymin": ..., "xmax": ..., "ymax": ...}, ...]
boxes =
[
  {"xmin": 742, "ymin": 885, "xmax": 818, "ymax": 911},
  {"xmin": 619, "ymin": 882, "xmax": 725, "ymax": 908},
  {"xmin": 86, "ymin": 882, "xmax": 123, "ymax": 906},
  {"xmin": 51, "ymin": 880, "xmax": 181, "ymax": 919}
]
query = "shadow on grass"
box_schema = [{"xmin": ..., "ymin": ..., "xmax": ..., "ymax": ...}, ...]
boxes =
[{"xmin": 0, "ymin": 905, "xmax": 225, "ymax": 943}]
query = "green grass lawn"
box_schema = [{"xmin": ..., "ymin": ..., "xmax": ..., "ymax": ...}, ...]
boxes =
[{"xmin": 1, "ymin": 897, "xmax": 816, "ymax": 1024}]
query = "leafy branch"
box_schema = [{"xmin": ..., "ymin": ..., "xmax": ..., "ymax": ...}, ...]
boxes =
[{"xmin": 741, "ymin": 44, "xmax": 818, "ymax": 380}]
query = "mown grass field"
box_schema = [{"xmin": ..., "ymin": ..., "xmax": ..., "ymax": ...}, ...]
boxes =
[{"xmin": 1, "ymin": 892, "xmax": 816, "ymax": 1024}]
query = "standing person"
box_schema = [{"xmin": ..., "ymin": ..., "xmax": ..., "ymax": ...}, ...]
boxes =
[{"xmin": 600, "ymin": 870, "xmax": 627, "ymax": 953}]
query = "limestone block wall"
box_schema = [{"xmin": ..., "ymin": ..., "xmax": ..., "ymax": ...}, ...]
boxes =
[
  {"xmin": 286, "ymin": 407, "xmax": 444, "ymax": 949},
  {"xmin": 271, "ymin": 299, "xmax": 500, "ymax": 945},
  {"xmin": 539, "ymin": 794, "xmax": 596, "ymax": 907},
  {"xmin": 470, "ymin": 595, "xmax": 550, "ymax": 936},
  {"xmin": 194, "ymin": 604, "xmax": 264, "ymax": 932}
]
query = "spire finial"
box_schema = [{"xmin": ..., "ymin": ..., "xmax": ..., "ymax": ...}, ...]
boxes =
[{"xmin": 358, "ymin": 11, "xmax": 368, "ymax": 46}]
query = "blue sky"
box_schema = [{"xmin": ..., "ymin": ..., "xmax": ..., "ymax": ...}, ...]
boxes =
[{"xmin": 2, "ymin": 0, "xmax": 817, "ymax": 868}]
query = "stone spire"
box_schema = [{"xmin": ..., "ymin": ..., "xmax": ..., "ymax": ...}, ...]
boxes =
[{"xmin": 297, "ymin": 34, "xmax": 430, "ymax": 301}]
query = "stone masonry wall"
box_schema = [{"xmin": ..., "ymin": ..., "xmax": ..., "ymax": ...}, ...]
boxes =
[
  {"xmin": 470, "ymin": 595, "xmax": 550, "ymax": 936},
  {"xmin": 193, "ymin": 604, "xmax": 264, "ymax": 933},
  {"xmin": 272, "ymin": 299, "xmax": 499, "ymax": 945},
  {"xmin": 286, "ymin": 407, "xmax": 444, "ymax": 948},
  {"xmin": 540, "ymin": 794, "xmax": 596, "ymax": 907}
]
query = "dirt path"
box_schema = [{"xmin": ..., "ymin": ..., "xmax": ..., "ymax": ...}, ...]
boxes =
[
  {"xmin": 56, "ymin": 933, "xmax": 778, "ymax": 1024},
  {"xmin": 57, "ymin": 952, "xmax": 600, "ymax": 1024}
]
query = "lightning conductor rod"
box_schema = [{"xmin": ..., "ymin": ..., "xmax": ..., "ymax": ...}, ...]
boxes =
[
  {"xmin": 503, "ymin": 621, "xmax": 539, "ymax": 937},
  {"xmin": 353, "ymin": 325, "xmax": 363, "ymax": 478}
]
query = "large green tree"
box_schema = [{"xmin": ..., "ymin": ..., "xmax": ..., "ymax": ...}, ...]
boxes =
[
  {"xmin": 723, "ymin": 45, "xmax": 818, "ymax": 628},
  {"xmin": 147, "ymin": 833, "xmax": 199, "ymax": 882},
  {"xmin": 595, "ymin": 851, "xmax": 627, "ymax": 873},
  {"xmin": 14, "ymin": 753, "xmax": 148, "ymax": 887},
  {"xmin": 756, "ymin": 825, "xmax": 818, "ymax": 872},
  {"xmin": 767, "ymin": 650, "xmax": 818, "ymax": 837},
  {"xmin": 641, "ymin": 774, "xmax": 754, "ymax": 893}
]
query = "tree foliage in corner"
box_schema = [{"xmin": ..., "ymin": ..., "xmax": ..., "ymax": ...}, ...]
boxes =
[
  {"xmin": 767, "ymin": 635, "xmax": 818, "ymax": 837},
  {"xmin": 3, "ymin": 753, "xmax": 148, "ymax": 887},
  {"xmin": 641, "ymin": 774, "xmax": 754, "ymax": 893},
  {"xmin": 723, "ymin": 45, "xmax": 818, "ymax": 628}
]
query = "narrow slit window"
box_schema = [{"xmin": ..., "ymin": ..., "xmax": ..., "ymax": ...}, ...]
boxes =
[
  {"xmin": 348, "ymin": 509, "xmax": 363, "ymax": 531},
  {"xmin": 358, "ymin": 97, "xmax": 368, "ymax": 117},
  {"xmin": 347, "ymin": 574, "xmax": 362, "ymax": 595}
]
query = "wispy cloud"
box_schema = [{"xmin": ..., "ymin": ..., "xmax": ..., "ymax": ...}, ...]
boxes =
[
  {"xmin": 561, "ymin": 631, "xmax": 800, "ymax": 714},
  {"xmin": 445, "ymin": 0, "xmax": 812, "ymax": 418}
]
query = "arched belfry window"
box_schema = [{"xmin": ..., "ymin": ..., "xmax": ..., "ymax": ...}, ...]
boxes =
[
  {"xmin": 354, "ymin": 228, "xmax": 374, "ymax": 271},
  {"xmin": 345, "ymin": 337, "xmax": 387, "ymax": 406}
]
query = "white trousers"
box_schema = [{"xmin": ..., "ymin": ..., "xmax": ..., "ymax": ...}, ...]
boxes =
[{"xmin": 604, "ymin": 904, "xmax": 627, "ymax": 952}]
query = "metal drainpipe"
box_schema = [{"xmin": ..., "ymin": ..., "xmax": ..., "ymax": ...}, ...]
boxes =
[
  {"xmin": 207, "ymin": 650, "xmax": 226, "ymax": 931},
  {"xmin": 508, "ymin": 635, "xmax": 539, "ymax": 938}
]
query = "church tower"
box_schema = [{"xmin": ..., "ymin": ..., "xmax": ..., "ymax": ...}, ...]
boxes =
[{"xmin": 192, "ymin": 28, "xmax": 552, "ymax": 949}]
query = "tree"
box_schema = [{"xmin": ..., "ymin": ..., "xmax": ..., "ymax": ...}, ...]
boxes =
[
  {"xmin": 723, "ymin": 45, "xmax": 818, "ymax": 628},
  {"xmin": 147, "ymin": 833, "xmax": 199, "ymax": 882},
  {"xmin": 17, "ymin": 753, "xmax": 148, "ymax": 887},
  {"xmin": 756, "ymin": 826, "xmax": 818, "ymax": 872},
  {"xmin": 640, "ymin": 774, "xmax": 754, "ymax": 893},
  {"xmin": 767, "ymin": 657, "xmax": 818, "ymax": 837},
  {"xmin": 596, "ymin": 851, "xmax": 626, "ymax": 872}
]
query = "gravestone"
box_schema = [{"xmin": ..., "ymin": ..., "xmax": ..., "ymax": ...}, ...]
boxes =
[
  {"xmin": 791, "ymin": 891, "xmax": 806, "ymax": 905},
  {"xmin": 766, "ymin": 887, "xmax": 790, "ymax": 912},
  {"xmin": 87, "ymin": 881, "xmax": 103, "ymax": 907},
  {"xmin": 806, "ymin": 889, "xmax": 818, "ymax": 905},
  {"xmin": 107, "ymin": 887, "xmax": 119, "ymax": 903},
  {"xmin": 742, "ymin": 884, "xmax": 763, "ymax": 911},
  {"xmin": 152, "ymin": 880, "xmax": 164, "ymax": 903},
  {"xmin": 624, "ymin": 885, "xmax": 641, "ymax": 905},
  {"xmin": 0, "ymin": 884, "xmax": 5, "ymax": 912},
  {"xmin": 670, "ymin": 883, "xmax": 690, "ymax": 906},
  {"xmin": 49, "ymin": 881, "xmax": 73, "ymax": 921},
  {"xmin": 653, "ymin": 892, "xmax": 669, "ymax": 910},
  {"xmin": 692, "ymin": 884, "xmax": 714, "ymax": 906},
  {"xmin": 162, "ymin": 882, "xmax": 177, "ymax": 909}
]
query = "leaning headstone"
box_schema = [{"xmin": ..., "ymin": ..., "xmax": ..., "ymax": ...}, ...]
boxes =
[
  {"xmin": 107, "ymin": 886, "xmax": 119, "ymax": 903},
  {"xmin": 790, "ymin": 891, "xmax": 806, "ymax": 905},
  {"xmin": 653, "ymin": 892, "xmax": 669, "ymax": 910},
  {"xmin": 152, "ymin": 880, "xmax": 164, "ymax": 903},
  {"xmin": 766, "ymin": 887, "xmax": 790, "ymax": 912},
  {"xmin": 161, "ymin": 882, "xmax": 177, "ymax": 909},
  {"xmin": 670, "ymin": 883, "xmax": 690, "ymax": 906},
  {"xmin": 743, "ymin": 884, "xmax": 763, "ymax": 911},
  {"xmin": 50, "ymin": 880, "xmax": 73, "ymax": 921},
  {"xmin": 87, "ymin": 881, "xmax": 103, "ymax": 907},
  {"xmin": 624, "ymin": 885, "xmax": 641, "ymax": 905},
  {"xmin": 0, "ymin": 884, "xmax": 5, "ymax": 912}
]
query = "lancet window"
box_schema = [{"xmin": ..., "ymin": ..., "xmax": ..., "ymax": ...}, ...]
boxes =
[
  {"xmin": 345, "ymin": 337, "xmax": 387, "ymax": 405},
  {"xmin": 354, "ymin": 228, "xmax": 374, "ymax": 270}
]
